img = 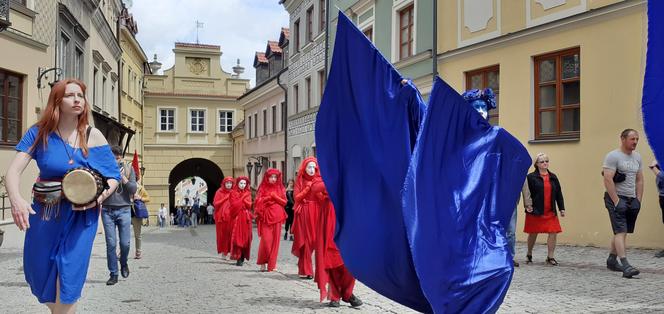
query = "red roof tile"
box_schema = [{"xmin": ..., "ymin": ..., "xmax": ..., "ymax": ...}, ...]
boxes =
[
  {"xmin": 255, "ymin": 52, "xmax": 268, "ymax": 64},
  {"xmin": 267, "ymin": 41, "xmax": 282, "ymax": 54}
]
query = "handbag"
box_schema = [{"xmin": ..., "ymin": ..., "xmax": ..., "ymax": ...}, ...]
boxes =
[
  {"xmin": 33, "ymin": 181, "xmax": 63, "ymax": 220},
  {"xmin": 601, "ymin": 169, "xmax": 626, "ymax": 183},
  {"xmin": 133, "ymin": 199, "xmax": 149, "ymax": 218}
]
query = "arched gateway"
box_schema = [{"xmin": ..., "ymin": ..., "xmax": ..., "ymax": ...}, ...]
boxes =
[{"xmin": 168, "ymin": 158, "xmax": 224, "ymax": 213}]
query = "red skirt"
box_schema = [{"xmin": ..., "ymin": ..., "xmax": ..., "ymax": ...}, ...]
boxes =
[{"xmin": 524, "ymin": 207, "xmax": 562, "ymax": 234}]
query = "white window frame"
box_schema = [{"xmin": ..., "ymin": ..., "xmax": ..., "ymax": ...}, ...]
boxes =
[
  {"xmin": 217, "ymin": 109, "xmax": 235, "ymax": 134},
  {"xmin": 358, "ymin": 5, "xmax": 375, "ymax": 43},
  {"xmin": 391, "ymin": 0, "xmax": 417, "ymax": 63},
  {"xmin": 157, "ymin": 106, "xmax": 177, "ymax": 132},
  {"xmin": 188, "ymin": 107, "xmax": 207, "ymax": 133}
]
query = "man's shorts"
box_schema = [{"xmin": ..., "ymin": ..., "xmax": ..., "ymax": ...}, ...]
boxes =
[{"xmin": 604, "ymin": 192, "xmax": 641, "ymax": 234}]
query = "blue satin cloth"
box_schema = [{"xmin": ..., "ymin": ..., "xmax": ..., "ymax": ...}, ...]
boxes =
[
  {"xmin": 315, "ymin": 12, "xmax": 430, "ymax": 312},
  {"xmin": 316, "ymin": 11, "xmax": 531, "ymax": 313},
  {"xmin": 402, "ymin": 78, "xmax": 531, "ymax": 313},
  {"xmin": 643, "ymin": 1, "xmax": 664, "ymax": 163}
]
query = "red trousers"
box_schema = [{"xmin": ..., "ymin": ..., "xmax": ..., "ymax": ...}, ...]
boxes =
[
  {"xmin": 297, "ymin": 245, "xmax": 314, "ymax": 276},
  {"xmin": 257, "ymin": 222, "xmax": 282, "ymax": 271},
  {"xmin": 326, "ymin": 265, "xmax": 356, "ymax": 302},
  {"xmin": 215, "ymin": 221, "xmax": 229, "ymax": 254}
]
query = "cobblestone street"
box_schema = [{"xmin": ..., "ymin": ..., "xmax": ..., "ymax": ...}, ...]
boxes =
[{"xmin": 2, "ymin": 223, "xmax": 664, "ymax": 313}]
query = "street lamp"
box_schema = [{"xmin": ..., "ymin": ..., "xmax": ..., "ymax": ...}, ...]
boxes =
[
  {"xmin": 246, "ymin": 156, "xmax": 267, "ymax": 184},
  {"xmin": 0, "ymin": 0, "xmax": 12, "ymax": 32},
  {"xmin": 139, "ymin": 164, "xmax": 146, "ymax": 177}
]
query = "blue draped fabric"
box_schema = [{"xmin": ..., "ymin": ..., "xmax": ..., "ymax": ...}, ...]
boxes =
[
  {"xmin": 643, "ymin": 1, "xmax": 664, "ymax": 163},
  {"xmin": 315, "ymin": 12, "xmax": 430, "ymax": 312},
  {"xmin": 316, "ymin": 11, "xmax": 531, "ymax": 313},
  {"xmin": 402, "ymin": 78, "xmax": 531, "ymax": 313}
]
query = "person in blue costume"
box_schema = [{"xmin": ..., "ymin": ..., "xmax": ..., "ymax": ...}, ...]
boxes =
[{"xmin": 5, "ymin": 79, "xmax": 121, "ymax": 313}]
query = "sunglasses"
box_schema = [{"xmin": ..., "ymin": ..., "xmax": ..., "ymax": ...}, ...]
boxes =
[{"xmin": 538, "ymin": 160, "xmax": 550, "ymax": 164}]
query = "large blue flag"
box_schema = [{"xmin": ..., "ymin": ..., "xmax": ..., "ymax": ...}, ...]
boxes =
[
  {"xmin": 315, "ymin": 12, "xmax": 430, "ymax": 312},
  {"xmin": 402, "ymin": 78, "xmax": 531, "ymax": 313},
  {"xmin": 643, "ymin": 1, "xmax": 664, "ymax": 162}
]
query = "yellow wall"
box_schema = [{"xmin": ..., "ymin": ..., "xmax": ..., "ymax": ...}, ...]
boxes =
[{"xmin": 438, "ymin": 4, "xmax": 660, "ymax": 247}]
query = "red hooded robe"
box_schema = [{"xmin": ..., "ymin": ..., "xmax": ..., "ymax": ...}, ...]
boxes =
[
  {"xmin": 291, "ymin": 157, "xmax": 321, "ymax": 277},
  {"xmin": 212, "ymin": 176, "xmax": 234, "ymax": 255},
  {"xmin": 229, "ymin": 176, "xmax": 253, "ymax": 261},
  {"xmin": 255, "ymin": 168, "xmax": 288, "ymax": 271}
]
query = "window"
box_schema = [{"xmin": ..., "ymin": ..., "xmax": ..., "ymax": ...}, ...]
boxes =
[
  {"xmin": 318, "ymin": 69, "xmax": 326, "ymax": 100},
  {"xmin": 218, "ymin": 110, "xmax": 233, "ymax": 133},
  {"xmin": 281, "ymin": 161, "xmax": 285, "ymax": 175},
  {"xmin": 74, "ymin": 47, "xmax": 83, "ymax": 80},
  {"xmin": 272, "ymin": 161, "xmax": 277, "ymax": 169},
  {"xmin": 190, "ymin": 109, "xmax": 205, "ymax": 132},
  {"xmin": 59, "ymin": 32, "xmax": 70, "ymax": 78},
  {"xmin": 363, "ymin": 27, "xmax": 373, "ymax": 42},
  {"xmin": 294, "ymin": 84, "xmax": 299, "ymax": 113},
  {"xmin": 262, "ymin": 109, "xmax": 267, "ymax": 136},
  {"xmin": 534, "ymin": 48, "xmax": 580, "ymax": 139},
  {"xmin": 253, "ymin": 113, "xmax": 258, "ymax": 138},
  {"xmin": 102, "ymin": 76, "xmax": 107, "ymax": 109},
  {"xmin": 305, "ymin": 77, "xmax": 311, "ymax": 109},
  {"xmin": 465, "ymin": 65, "xmax": 500, "ymax": 125},
  {"xmin": 281, "ymin": 102, "xmax": 286, "ymax": 131},
  {"xmin": 294, "ymin": 19, "xmax": 300, "ymax": 53},
  {"xmin": 0, "ymin": 71, "xmax": 23, "ymax": 145},
  {"xmin": 93, "ymin": 67, "xmax": 98, "ymax": 107},
  {"xmin": 399, "ymin": 5, "xmax": 414, "ymax": 60},
  {"xmin": 159, "ymin": 108, "xmax": 175, "ymax": 131},
  {"xmin": 248, "ymin": 115, "xmax": 252, "ymax": 138},
  {"xmin": 319, "ymin": 0, "xmax": 326, "ymax": 33},
  {"xmin": 306, "ymin": 7, "xmax": 314, "ymax": 42},
  {"xmin": 271, "ymin": 105, "xmax": 277, "ymax": 133}
]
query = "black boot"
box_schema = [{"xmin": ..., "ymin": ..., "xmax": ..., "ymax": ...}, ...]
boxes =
[
  {"xmin": 606, "ymin": 254, "xmax": 623, "ymax": 272},
  {"xmin": 106, "ymin": 275, "xmax": 118, "ymax": 285},
  {"xmin": 236, "ymin": 256, "xmax": 244, "ymax": 266},
  {"xmin": 345, "ymin": 294, "xmax": 363, "ymax": 307},
  {"xmin": 284, "ymin": 232, "xmax": 288, "ymax": 240}
]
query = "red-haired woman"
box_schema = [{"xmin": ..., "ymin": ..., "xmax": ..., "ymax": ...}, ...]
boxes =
[
  {"xmin": 229, "ymin": 176, "xmax": 253, "ymax": 266},
  {"xmin": 255, "ymin": 168, "xmax": 288, "ymax": 272},
  {"xmin": 5, "ymin": 79, "xmax": 120, "ymax": 312},
  {"xmin": 291, "ymin": 157, "xmax": 320, "ymax": 279},
  {"xmin": 213, "ymin": 176, "xmax": 234, "ymax": 259}
]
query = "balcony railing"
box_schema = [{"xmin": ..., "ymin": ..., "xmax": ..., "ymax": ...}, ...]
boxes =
[{"xmin": 0, "ymin": 0, "xmax": 11, "ymax": 32}]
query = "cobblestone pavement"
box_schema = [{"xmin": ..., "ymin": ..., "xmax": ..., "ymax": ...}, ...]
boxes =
[{"xmin": 2, "ymin": 223, "xmax": 664, "ymax": 313}]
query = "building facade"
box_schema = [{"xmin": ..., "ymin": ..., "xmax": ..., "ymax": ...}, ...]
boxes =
[
  {"xmin": 0, "ymin": 0, "xmax": 56, "ymax": 209},
  {"xmin": 437, "ymin": 0, "xmax": 659, "ymax": 247},
  {"xmin": 118, "ymin": 3, "xmax": 148, "ymax": 179},
  {"xmin": 143, "ymin": 43, "xmax": 249, "ymax": 214},
  {"xmin": 238, "ymin": 28, "xmax": 289, "ymax": 187},
  {"xmin": 281, "ymin": 0, "xmax": 326, "ymax": 179}
]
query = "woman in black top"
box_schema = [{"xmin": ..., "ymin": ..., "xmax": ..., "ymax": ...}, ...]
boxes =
[{"xmin": 284, "ymin": 179, "xmax": 295, "ymax": 240}]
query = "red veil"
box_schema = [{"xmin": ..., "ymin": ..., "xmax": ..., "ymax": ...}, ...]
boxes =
[{"xmin": 255, "ymin": 168, "xmax": 287, "ymax": 226}]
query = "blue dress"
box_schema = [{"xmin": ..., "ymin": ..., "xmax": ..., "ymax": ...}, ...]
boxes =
[{"xmin": 15, "ymin": 125, "xmax": 120, "ymax": 304}]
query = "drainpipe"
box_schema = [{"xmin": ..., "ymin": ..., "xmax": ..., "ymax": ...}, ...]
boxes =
[
  {"xmin": 276, "ymin": 67, "xmax": 289, "ymax": 184},
  {"xmin": 432, "ymin": 0, "xmax": 438, "ymax": 80}
]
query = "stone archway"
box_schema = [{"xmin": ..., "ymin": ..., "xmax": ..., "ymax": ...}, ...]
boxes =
[{"xmin": 168, "ymin": 158, "xmax": 224, "ymax": 214}]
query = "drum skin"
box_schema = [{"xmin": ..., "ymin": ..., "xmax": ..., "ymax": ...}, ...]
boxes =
[{"xmin": 62, "ymin": 167, "xmax": 104, "ymax": 206}]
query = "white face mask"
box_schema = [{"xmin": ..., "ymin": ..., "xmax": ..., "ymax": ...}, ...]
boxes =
[
  {"xmin": 269, "ymin": 174, "xmax": 278, "ymax": 184},
  {"xmin": 224, "ymin": 181, "xmax": 233, "ymax": 189},
  {"xmin": 306, "ymin": 162, "xmax": 317, "ymax": 176},
  {"xmin": 238, "ymin": 180, "xmax": 247, "ymax": 190}
]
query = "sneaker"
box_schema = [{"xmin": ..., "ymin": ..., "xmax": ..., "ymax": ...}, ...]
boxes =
[
  {"xmin": 121, "ymin": 264, "xmax": 130, "ymax": 278},
  {"xmin": 346, "ymin": 294, "xmax": 363, "ymax": 307},
  {"xmin": 622, "ymin": 265, "xmax": 640, "ymax": 278},
  {"xmin": 106, "ymin": 275, "xmax": 118, "ymax": 285},
  {"xmin": 328, "ymin": 300, "xmax": 340, "ymax": 308},
  {"xmin": 606, "ymin": 258, "xmax": 623, "ymax": 272},
  {"xmin": 134, "ymin": 250, "xmax": 142, "ymax": 260}
]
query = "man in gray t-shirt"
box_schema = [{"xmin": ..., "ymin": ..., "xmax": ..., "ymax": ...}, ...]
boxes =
[{"xmin": 602, "ymin": 129, "xmax": 644, "ymax": 278}]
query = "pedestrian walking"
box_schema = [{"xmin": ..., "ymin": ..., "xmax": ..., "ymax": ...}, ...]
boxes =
[
  {"xmin": 5, "ymin": 79, "xmax": 120, "ymax": 312},
  {"xmin": 158, "ymin": 203, "xmax": 168, "ymax": 228},
  {"xmin": 284, "ymin": 179, "xmax": 295, "ymax": 241},
  {"xmin": 229, "ymin": 176, "xmax": 253, "ymax": 266},
  {"xmin": 213, "ymin": 177, "xmax": 234, "ymax": 259},
  {"xmin": 132, "ymin": 183, "xmax": 150, "ymax": 259},
  {"xmin": 191, "ymin": 198, "xmax": 200, "ymax": 228},
  {"xmin": 255, "ymin": 168, "xmax": 288, "ymax": 272},
  {"xmin": 291, "ymin": 157, "xmax": 320, "ymax": 279},
  {"xmin": 603, "ymin": 129, "xmax": 644, "ymax": 278},
  {"xmin": 649, "ymin": 160, "xmax": 664, "ymax": 257},
  {"xmin": 303, "ymin": 157, "xmax": 363, "ymax": 308},
  {"xmin": 206, "ymin": 202, "xmax": 214, "ymax": 224},
  {"xmin": 524, "ymin": 153, "xmax": 566, "ymax": 266},
  {"xmin": 102, "ymin": 145, "xmax": 138, "ymax": 285}
]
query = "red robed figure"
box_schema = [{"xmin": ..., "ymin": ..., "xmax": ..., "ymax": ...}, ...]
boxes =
[
  {"xmin": 291, "ymin": 156, "xmax": 320, "ymax": 277},
  {"xmin": 212, "ymin": 176, "xmax": 234, "ymax": 255},
  {"xmin": 255, "ymin": 168, "xmax": 288, "ymax": 271},
  {"xmin": 229, "ymin": 176, "xmax": 253, "ymax": 262}
]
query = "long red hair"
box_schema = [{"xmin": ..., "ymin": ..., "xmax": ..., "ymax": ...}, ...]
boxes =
[{"xmin": 29, "ymin": 79, "xmax": 91, "ymax": 156}]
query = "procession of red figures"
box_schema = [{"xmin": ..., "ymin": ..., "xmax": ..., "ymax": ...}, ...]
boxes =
[{"xmin": 210, "ymin": 159, "xmax": 362, "ymax": 308}]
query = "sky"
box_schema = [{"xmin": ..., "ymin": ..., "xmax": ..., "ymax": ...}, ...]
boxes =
[{"xmin": 128, "ymin": 0, "xmax": 289, "ymax": 87}]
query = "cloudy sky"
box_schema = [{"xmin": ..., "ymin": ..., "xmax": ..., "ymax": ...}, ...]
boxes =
[{"xmin": 128, "ymin": 0, "xmax": 289, "ymax": 87}]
